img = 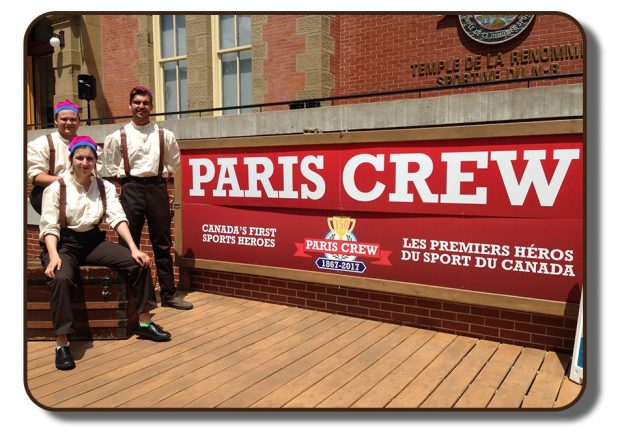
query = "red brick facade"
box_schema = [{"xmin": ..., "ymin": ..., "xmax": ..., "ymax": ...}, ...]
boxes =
[
  {"xmin": 95, "ymin": 14, "xmax": 583, "ymax": 114},
  {"xmin": 262, "ymin": 15, "xmax": 306, "ymax": 103},
  {"xmin": 100, "ymin": 15, "xmax": 141, "ymax": 119},
  {"xmin": 242, "ymin": 14, "xmax": 584, "ymax": 108},
  {"xmin": 332, "ymin": 14, "xmax": 583, "ymax": 101}
]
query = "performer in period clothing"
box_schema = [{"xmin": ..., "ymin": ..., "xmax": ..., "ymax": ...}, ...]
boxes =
[
  {"xmin": 102, "ymin": 86, "xmax": 192, "ymax": 310},
  {"xmin": 40, "ymin": 136, "xmax": 171, "ymax": 371},
  {"xmin": 27, "ymin": 100, "xmax": 80, "ymax": 213}
]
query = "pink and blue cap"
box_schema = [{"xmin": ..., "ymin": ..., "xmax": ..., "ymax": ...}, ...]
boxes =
[
  {"xmin": 132, "ymin": 85, "xmax": 152, "ymax": 97},
  {"xmin": 54, "ymin": 99, "xmax": 79, "ymax": 116},
  {"xmin": 69, "ymin": 136, "xmax": 98, "ymax": 155}
]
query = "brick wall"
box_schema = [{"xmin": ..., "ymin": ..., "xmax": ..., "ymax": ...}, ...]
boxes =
[
  {"xmin": 332, "ymin": 14, "xmax": 583, "ymax": 103},
  {"xmin": 95, "ymin": 14, "xmax": 583, "ymax": 112},
  {"xmin": 101, "ymin": 15, "xmax": 141, "ymax": 119},
  {"xmin": 187, "ymin": 268, "xmax": 578, "ymax": 353},
  {"xmin": 261, "ymin": 15, "xmax": 306, "ymax": 104}
]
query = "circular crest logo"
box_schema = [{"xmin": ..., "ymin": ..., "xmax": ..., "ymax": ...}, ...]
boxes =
[{"xmin": 459, "ymin": 15, "xmax": 535, "ymax": 45}]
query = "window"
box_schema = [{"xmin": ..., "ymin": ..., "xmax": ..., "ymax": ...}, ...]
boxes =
[
  {"xmin": 215, "ymin": 15, "xmax": 252, "ymax": 115},
  {"xmin": 155, "ymin": 15, "xmax": 188, "ymax": 119}
]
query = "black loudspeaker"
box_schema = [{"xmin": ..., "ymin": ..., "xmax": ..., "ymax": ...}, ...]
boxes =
[{"xmin": 78, "ymin": 74, "xmax": 96, "ymax": 101}]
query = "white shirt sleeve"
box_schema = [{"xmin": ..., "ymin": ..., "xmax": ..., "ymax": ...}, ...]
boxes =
[
  {"xmin": 101, "ymin": 130, "xmax": 122, "ymax": 178},
  {"xmin": 38, "ymin": 181, "xmax": 61, "ymax": 240},
  {"xmin": 27, "ymin": 133, "xmax": 72, "ymax": 183},
  {"xmin": 165, "ymin": 129, "xmax": 181, "ymax": 176},
  {"xmin": 102, "ymin": 179, "xmax": 128, "ymax": 229},
  {"xmin": 27, "ymin": 135, "xmax": 55, "ymax": 184}
]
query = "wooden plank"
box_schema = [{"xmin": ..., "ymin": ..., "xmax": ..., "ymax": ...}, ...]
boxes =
[
  {"xmin": 27, "ymin": 340, "xmax": 56, "ymax": 355},
  {"xmin": 286, "ymin": 325, "xmax": 416, "ymax": 408},
  {"xmin": 119, "ymin": 308, "xmax": 327, "ymax": 408},
  {"xmin": 27, "ymin": 319, "xmax": 129, "ymax": 329},
  {"xmin": 386, "ymin": 335, "xmax": 477, "ymax": 408},
  {"xmin": 28, "ymin": 298, "xmax": 257, "ymax": 405},
  {"xmin": 522, "ymin": 352, "xmax": 571, "ymax": 408},
  {"xmin": 250, "ymin": 321, "xmax": 395, "ymax": 408},
  {"xmin": 86, "ymin": 306, "xmax": 314, "ymax": 408},
  {"xmin": 218, "ymin": 319, "xmax": 381, "ymax": 408},
  {"xmin": 554, "ymin": 375, "xmax": 583, "ymax": 408},
  {"xmin": 314, "ymin": 327, "xmax": 432, "ymax": 408},
  {"xmin": 183, "ymin": 316, "xmax": 362, "ymax": 408},
  {"xmin": 421, "ymin": 339, "xmax": 500, "ymax": 408},
  {"xmin": 25, "ymin": 291, "xmax": 222, "ymax": 370},
  {"xmin": 26, "ymin": 341, "xmax": 58, "ymax": 360},
  {"xmin": 352, "ymin": 331, "xmax": 454, "ymax": 408},
  {"xmin": 152, "ymin": 313, "xmax": 345, "ymax": 408},
  {"xmin": 26, "ymin": 293, "xmax": 242, "ymax": 386},
  {"xmin": 27, "ymin": 301, "xmax": 127, "ymax": 310},
  {"xmin": 30, "ymin": 298, "xmax": 270, "ymax": 406},
  {"xmin": 46, "ymin": 301, "xmax": 292, "ymax": 408},
  {"xmin": 454, "ymin": 343, "xmax": 523, "ymax": 408},
  {"xmin": 25, "ymin": 290, "xmax": 579, "ymax": 410},
  {"xmin": 488, "ymin": 347, "xmax": 546, "ymax": 408},
  {"xmin": 27, "ymin": 340, "xmax": 117, "ymax": 369}
]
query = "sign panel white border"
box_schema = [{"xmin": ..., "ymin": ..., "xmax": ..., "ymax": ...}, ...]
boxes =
[{"xmin": 570, "ymin": 290, "xmax": 584, "ymax": 384}]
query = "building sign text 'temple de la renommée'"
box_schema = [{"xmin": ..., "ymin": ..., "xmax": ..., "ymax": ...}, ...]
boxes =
[{"xmin": 411, "ymin": 43, "xmax": 583, "ymax": 86}]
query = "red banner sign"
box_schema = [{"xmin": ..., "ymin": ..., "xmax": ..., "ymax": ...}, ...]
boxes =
[{"xmin": 180, "ymin": 134, "xmax": 583, "ymax": 304}]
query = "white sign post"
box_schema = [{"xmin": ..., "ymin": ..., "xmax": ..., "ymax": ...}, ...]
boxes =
[{"xmin": 569, "ymin": 291, "xmax": 584, "ymax": 384}]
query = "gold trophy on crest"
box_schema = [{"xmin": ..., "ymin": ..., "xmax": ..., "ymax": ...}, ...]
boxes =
[{"xmin": 328, "ymin": 216, "xmax": 356, "ymax": 240}]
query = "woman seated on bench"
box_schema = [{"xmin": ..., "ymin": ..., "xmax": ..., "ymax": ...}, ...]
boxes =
[{"xmin": 39, "ymin": 135, "xmax": 171, "ymax": 371}]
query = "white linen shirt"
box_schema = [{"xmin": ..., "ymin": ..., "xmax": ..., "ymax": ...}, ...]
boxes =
[
  {"xmin": 101, "ymin": 121, "xmax": 180, "ymax": 178},
  {"xmin": 27, "ymin": 131, "xmax": 72, "ymax": 183},
  {"xmin": 39, "ymin": 171, "xmax": 128, "ymax": 241}
]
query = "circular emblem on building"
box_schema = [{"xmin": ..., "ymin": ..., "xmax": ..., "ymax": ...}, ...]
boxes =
[{"xmin": 459, "ymin": 15, "xmax": 535, "ymax": 44}]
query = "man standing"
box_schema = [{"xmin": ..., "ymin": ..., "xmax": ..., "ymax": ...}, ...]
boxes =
[
  {"xmin": 102, "ymin": 86, "xmax": 192, "ymax": 310},
  {"xmin": 27, "ymin": 100, "xmax": 80, "ymax": 213}
]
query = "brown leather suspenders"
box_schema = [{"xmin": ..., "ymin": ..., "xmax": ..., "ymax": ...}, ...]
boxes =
[
  {"xmin": 95, "ymin": 178, "xmax": 107, "ymax": 224},
  {"xmin": 120, "ymin": 127, "xmax": 165, "ymax": 178},
  {"xmin": 120, "ymin": 128, "xmax": 130, "ymax": 177},
  {"xmin": 157, "ymin": 128, "xmax": 164, "ymax": 177},
  {"xmin": 57, "ymin": 177, "xmax": 107, "ymax": 229},
  {"xmin": 58, "ymin": 178, "xmax": 67, "ymax": 229},
  {"xmin": 46, "ymin": 134, "xmax": 56, "ymax": 175}
]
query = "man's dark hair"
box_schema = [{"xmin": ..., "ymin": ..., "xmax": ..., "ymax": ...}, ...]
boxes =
[{"xmin": 129, "ymin": 86, "xmax": 153, "ymax": 104}]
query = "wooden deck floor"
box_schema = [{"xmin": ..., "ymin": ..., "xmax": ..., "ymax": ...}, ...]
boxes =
[{"xmin": 25, "ymin": 291, "xmax": 582, "ymax": 410}]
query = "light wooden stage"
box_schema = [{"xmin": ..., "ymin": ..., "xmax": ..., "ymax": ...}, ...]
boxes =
[{"xmin": 26, "ymin": 291, "xmax": 582, "ymax": 410}]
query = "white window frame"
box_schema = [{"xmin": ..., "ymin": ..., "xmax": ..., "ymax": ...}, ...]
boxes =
[
  {"xmin": 153, "ymin": 15, "xmax": 188, "ymax": 120},
  {"xmin": 211, "ymin": 15, "xmax": 252, "ymax": 116}
]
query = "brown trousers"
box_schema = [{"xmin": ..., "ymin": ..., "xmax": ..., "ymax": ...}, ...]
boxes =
[
  {"xmin": 40, "ymin": 228, "xmax": 157, "ymax": 336},
  {"xmin": 119, "ymin": 178, "xmax": 176, "ymax": 300}
]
